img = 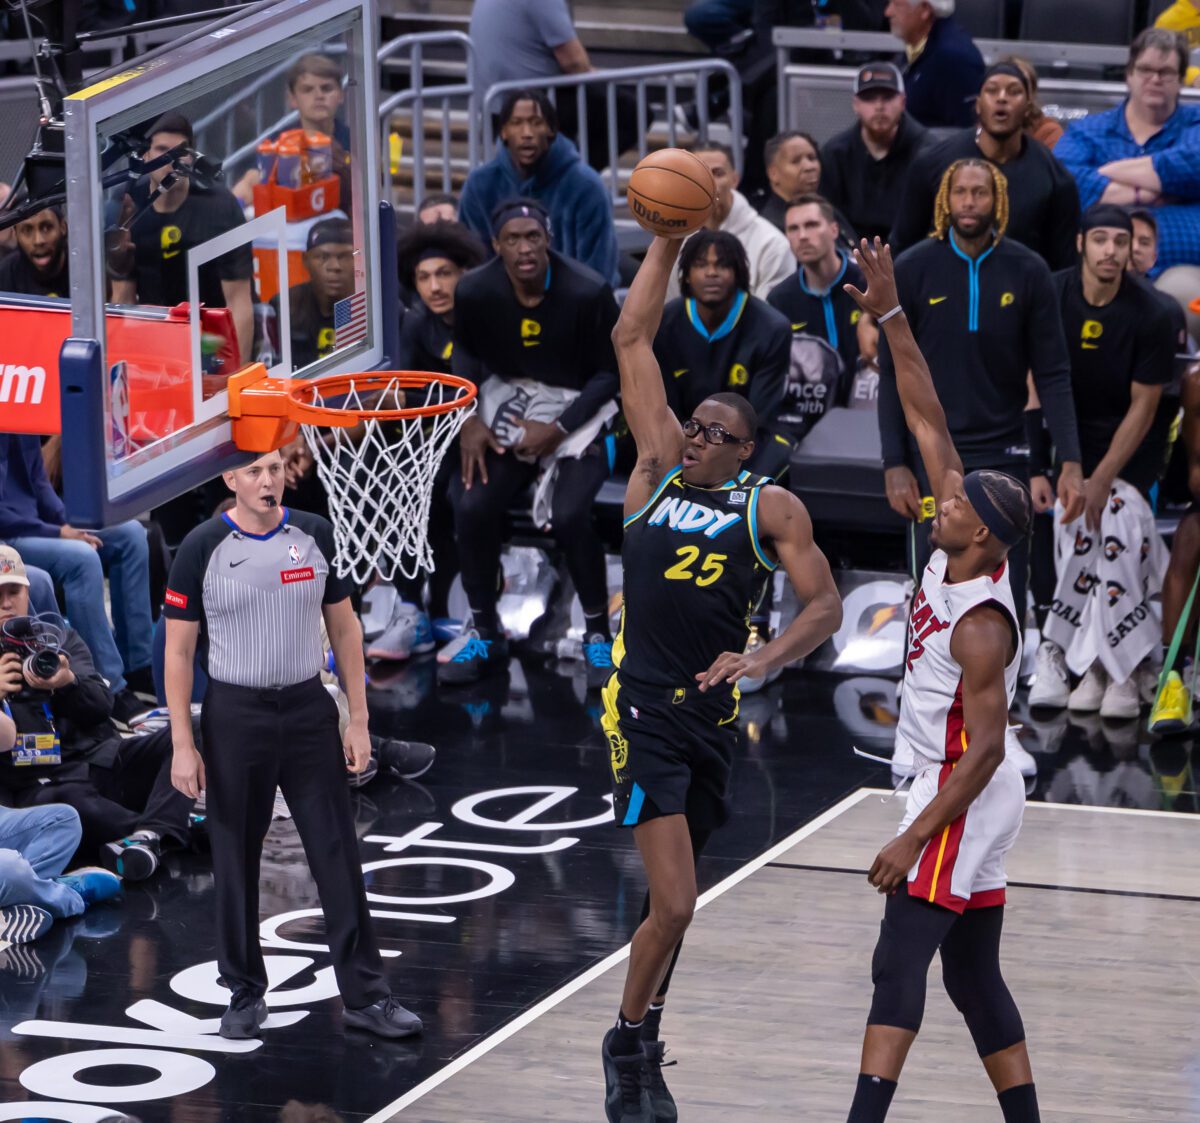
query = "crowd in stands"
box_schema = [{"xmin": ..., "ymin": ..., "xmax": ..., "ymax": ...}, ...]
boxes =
[{"xmin": 5, "ymin": 1, "xmax": 1200, "ymax": 955}]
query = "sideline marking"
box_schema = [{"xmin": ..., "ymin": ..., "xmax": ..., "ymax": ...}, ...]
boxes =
[{"xmin": 366, "ymin": 787, "xmax": 876, "ymax": 1120}]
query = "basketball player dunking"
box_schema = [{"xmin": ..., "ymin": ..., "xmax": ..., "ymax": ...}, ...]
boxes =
[
  {"xmin": 843, "ymin": 239, "xmax": 1039, "ymax": 1123},
  {"xmin": 601, "ymin": 234, "xmax": 842, "ymax": 1123}
]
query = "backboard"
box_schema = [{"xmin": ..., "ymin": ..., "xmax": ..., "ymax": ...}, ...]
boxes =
[{"xmin": 59, "ymin": 0, "xmax": 393, "ymax": 527}]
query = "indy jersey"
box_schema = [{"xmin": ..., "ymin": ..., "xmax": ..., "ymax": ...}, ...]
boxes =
[
  {"xmin": 614, "ymin": 466, "xmax": 777, "ymax": 692},
  {"xmin": 895, "ymin": 549, "xmax": 1021, "ymax": 766}
]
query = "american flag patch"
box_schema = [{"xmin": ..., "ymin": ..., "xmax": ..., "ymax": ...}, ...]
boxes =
[{"xmin": 333, "ymin": 290, "xmax": 368, "ymax": 348}]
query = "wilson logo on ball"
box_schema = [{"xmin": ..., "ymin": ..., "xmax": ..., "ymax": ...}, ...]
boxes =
[{"xmin": 630, "ymin": 197, "xmax": 687, "ymax": 227}]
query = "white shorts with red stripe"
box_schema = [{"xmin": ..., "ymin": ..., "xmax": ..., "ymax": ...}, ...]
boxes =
[{"xmin": 900, "ymin": 755, "xmax": 1026, "ymax": 914}]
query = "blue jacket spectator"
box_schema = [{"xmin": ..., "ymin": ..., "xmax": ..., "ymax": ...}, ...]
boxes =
[
  {"xmin": 889, "ymin": 0, "xmax": 984, "ymax": 129},
  {"xmin": 1055, "ymin": 28, "xmax": 1200, "ymax": 278},
  {"xmin": 459, "ymin": 90, "xmax": 619, "ymax": 286},
  {"xmin": 0, "ymin": 434, "xmax": 152, "ymax": 715}
]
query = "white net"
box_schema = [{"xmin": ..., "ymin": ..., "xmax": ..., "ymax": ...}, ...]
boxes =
[{"xmin": 300, "ymin": 374, "xmax": 474, "ymax": 585}]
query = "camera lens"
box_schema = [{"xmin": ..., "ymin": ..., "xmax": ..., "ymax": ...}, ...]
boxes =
[{"xmin": 26, "ymin": 649, "xmax": 60, "ymax": 680}]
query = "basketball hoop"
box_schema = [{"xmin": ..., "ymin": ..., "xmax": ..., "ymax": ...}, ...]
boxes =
[{"xmin": 228, "ymin": 363, "xmax": 477, "ymax": 583}]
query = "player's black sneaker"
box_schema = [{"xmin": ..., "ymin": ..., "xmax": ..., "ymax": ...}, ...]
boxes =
[
  {"xmin": 343, "ymin": 994, "xmax": 423, "ymax": 1038},
  {"xmin": 603, "ymin": 1027, "xmax": 653, "ymax": 1122},
  {"xmin": 642, "ymin": 1040, "xmax": 678, "ymax": 1122},
  {"xmin": 373, "ymin": 736, "xmax": 436, "ymax": 780},
  {"xmin": 100, "ymin": 831, "xmax": 160, "ymax": 882},
  {"xmin": 437, "ymin": 629, "xmax": 509, "ymax": 686},
  {"xmin": 219, "ymin": 989, "xmax": 268, "ymax": 1039}
]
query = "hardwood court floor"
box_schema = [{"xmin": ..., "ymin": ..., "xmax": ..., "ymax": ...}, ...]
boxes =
[{"xmin": 384, "ymin": 791, "xmax": 1200, "ymax": 1122}]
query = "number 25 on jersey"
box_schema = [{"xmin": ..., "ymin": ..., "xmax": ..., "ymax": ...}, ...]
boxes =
[{"xmin": 664, "ymin": 546, "xmax": 726, "ymax": 587}]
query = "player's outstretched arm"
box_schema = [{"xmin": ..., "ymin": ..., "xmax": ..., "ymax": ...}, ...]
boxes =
[
  {"xmin": 867, "ymin": 606, "xmax": 1011, "ymax": 895},
  {"xmin": 844, "ymin": 238, "xmax": 964, "ymax": 505},
  {"xmin": 612, "ymin": 236, "xmax": 685, "ymax": 498},
  {"xmin": 696, "ymin": 488, "xmax": 842, "ymax": 690}
]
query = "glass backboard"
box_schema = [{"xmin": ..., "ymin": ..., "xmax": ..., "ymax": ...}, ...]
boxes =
[{"xmin": 61, "ymin": 0, "xmax": 388, "ymax": 527}]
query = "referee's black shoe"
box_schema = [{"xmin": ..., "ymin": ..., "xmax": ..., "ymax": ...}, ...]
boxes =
[
  {"xmin": 602, "ymin": 1027, "xmax": 653, "ymax": 1122},
  {"xmin": 220, "ymin": 989, "xmax": 268, "ymax": 1039},
  {"xmin": 642, "ymin": 1041, "xmax": 678, "ymax": 1122},
  {"xmin": 343, "ymin": 994, "xmax": 423, "ymax": 1038},
  {"xmin": 437, "ymin": 628, "xmax": 509, "ymax": 686}
]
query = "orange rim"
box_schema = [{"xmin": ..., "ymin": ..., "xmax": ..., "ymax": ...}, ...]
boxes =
[{"xmin": 285, "ymin": 370, "xmax": 477, "ymax": 426}]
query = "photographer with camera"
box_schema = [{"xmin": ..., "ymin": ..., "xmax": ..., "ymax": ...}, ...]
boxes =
[{"xmin": 0, "ymin": 547, "xmax": 195, "ymax": 883}]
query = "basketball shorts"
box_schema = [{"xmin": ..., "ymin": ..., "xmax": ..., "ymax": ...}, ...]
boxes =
[
  {"xmin": 601, "ymin": 671, "xmax": 739, "ymax": 832},
  {"xmin": 901, "ymin": 754, "xmax": 1026, "ymax": 913}
]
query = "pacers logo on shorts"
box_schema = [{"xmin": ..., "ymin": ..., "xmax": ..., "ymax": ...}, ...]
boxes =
[
  {"xmin": 672, "ymin": 688, "xmax": 686, "ymax": 705},
  {"xmin": 606, "ymin": 726, "xmax": 629, "ymax": 777}
]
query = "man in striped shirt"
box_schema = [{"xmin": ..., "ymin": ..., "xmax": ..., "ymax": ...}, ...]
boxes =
[{"xmin": 163, "ymin": 450, "xmax": 422, "ymax": 1041}]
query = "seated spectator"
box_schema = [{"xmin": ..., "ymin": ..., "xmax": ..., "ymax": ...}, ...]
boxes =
[
  {"xmin": 887, "ymin": 0, "xmax": 984, "ymax": 129},
  {"xmin": 373, "ymin": 219, "xmax": 487, "ymax": 660},
  {"xmin": 683, "ymin": 0, "xmax": 753, "ymax": 53},
  {"xmin": 767, "ymin": 194, "xmax": 865, "ymax": 413},
  {"xmin": 1055, "ymin": 29, "xmax": 1200, "ymax": 279},
  {"xmin": 270, "ymin": 218, "xmax": 354, "ymax": 370},
  {"xmin": 0, "ymin": 548, "xmax": 194, "ymax": 880},
  {"xmin": 416, "ymin": 193, "xmax": 458, "ymax": 225},
  {"xmin": 0, "ymin": 800, "xmax": 121, "ymax": 948},
  {"xmin": 1030, "ymin": 206, "xmax": 1174, "ymax": 720},
  {"xmin": 1150, "ymin": 362, "xmax": 1200, "ymax": 734},
  {"xmin": 447, "ymin": 199, "xmax": 619, "ymax": 688},
  {"xmin": 653, "ymin": 230, "xmax": 791, "ymax": 475},
  {"xmin": 110, "ymin": 112, "xmax": 254, "ymax": 362},
  {"xmin": 1129, "ymin": 207, "xmax": 1192, "ymax": 352},
  {"xmin": 668, "ymin": 143, "xmax": 793, "ymax": 300},
  {"xmin": 753, "ymin": 130, "xmax": 857, "ymax": 249},
  {"xmin": 1005, "ymin": 56, "xmax": 1063, "ymax": 150},
  {"xmin": 0, "ymin": 207, "xmax": 69, "ymax": 297},
  {"xmin": 818, "ymin": 63, "xmax": 930, "ymax": 244},
  {"xmin": 0, "ymin": 437, "xmax": 153, "ymax": 724},
  {"xmin": 459, "ymin": 90, "xmax": 619, "ymax": 286},
  {"xmin": 891, "ymin": 62, "xmax": 1080, "ymax": 270}
]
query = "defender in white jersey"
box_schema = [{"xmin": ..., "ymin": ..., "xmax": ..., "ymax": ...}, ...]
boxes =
[{"xmin": 842, "ymin": 239, "xmax": 1041, "ymax": 1123}]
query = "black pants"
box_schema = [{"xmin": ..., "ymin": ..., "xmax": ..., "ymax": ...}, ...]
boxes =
[
  {"xmin": 909, "ymin": 459, "xmax": 1030, "ymax": 625},
  {"xmin": 449, "ymin": 446, "xmax": 610, "ymax": 618},
  {"xmin": 200, "ymin": 676, "xmax": 388, "ymax": 1008},
  {"xmin": 8, "ymin": 726, "xmax": 194, "ymax": 857}
]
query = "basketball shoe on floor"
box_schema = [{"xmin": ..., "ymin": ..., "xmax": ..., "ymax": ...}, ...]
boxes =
[
  {"xmin": 343, "ymin": 994, "xmax": 423, "ymax": 1038},
  {"xmin": 603, "ymin": 1027, "xmax": 653, "ymax": 1123},
  {"xmin": 1068, "ymin": 662, "xmax": 1108, "ymax": 712},
  {"xmin": 1150, "ymin": 670, "xmax": 1193, "ymax": 736},
  {"xmin": 584, "ymin": 633, "xmax": 614, "ymax": 691},
  {"xmin": 1028, "ymin": 640, "xmax": 1069, "ymax": 709},
  {"xmin": 1100, "ymin": 673, "xmax": 1140, "ymax": 721},
  {"xmin": 437, "ymin": 628, "xmax": 509, "ymax": 685},
  {"xmin": 0, "ymin": 904, "xmax": 52, "ymax": 948},
  {"xmin": 641, "ymin": 1040, "xmax": 678, "ymax": 1122},
  {"xmin": 374, "ymin": 737, "xmax": 436, "ymax": 780},
  {"xmin": 367, "ymin": 602, "xmax": 435, "ymax": 661},
  {"xmin": 220, "ymin": 988, "xmax": 268, "ymax": 1039},
  {"xmin": 1004, "ymin": 726, "xmax": 1038, "ymax": 778},
  {"xmin": 101, "ymin": 830, "xmax": 161, "ymax": 882},
  {"xmin": 55, "ymin": 867, "xmax": 122, "ymax": 907}
]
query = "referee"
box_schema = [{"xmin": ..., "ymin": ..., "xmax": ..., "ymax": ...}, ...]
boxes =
[{"xmin": 163, "ymin": 450, "xmax": 421, "ymax": 1040}]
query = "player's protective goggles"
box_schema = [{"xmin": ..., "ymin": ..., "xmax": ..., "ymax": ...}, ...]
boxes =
[{"xmin": 682, "ymin": 418, "xmax": 750, "ymax": 445}]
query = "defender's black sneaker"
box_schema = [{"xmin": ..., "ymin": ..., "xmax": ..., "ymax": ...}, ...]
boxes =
[
  {"xmin": 220, "ymin": 989, "xmax": 268, "ymax": 1039},
  {"xmin": 343, "ymin": 994, "xmax": 423, "ymax": 1038},
  {"xmin": 642, "ymin": 1040, "xmax": 678, "ymax": 1122},
  {"xmin": 603, "ymin": 1026, "xmax": 653, "ymax": 1123}
]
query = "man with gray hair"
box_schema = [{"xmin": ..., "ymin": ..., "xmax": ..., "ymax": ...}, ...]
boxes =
[{"xmin": 886, "ymin": 0, "xmax": 984, "ymax": 129}]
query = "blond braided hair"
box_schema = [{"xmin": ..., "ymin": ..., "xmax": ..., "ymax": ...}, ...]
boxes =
[{"xmin": 931, "ymin": 158, "xmax": 1009, "ymax": 242}]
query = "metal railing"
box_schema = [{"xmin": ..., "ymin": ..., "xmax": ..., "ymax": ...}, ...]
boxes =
[
  {"xmin": 481, "ymin": 59, "xmax": 743, "ymax": 207},
  {"xmin": 377, "ymin": 31, "xmax": 477, "ymax": 206},
  {"xmin": 772, "ymin": 26, "xmax": 1134, "ymax": 127}
]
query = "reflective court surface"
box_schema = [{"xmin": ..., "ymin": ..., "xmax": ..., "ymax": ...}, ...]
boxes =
[{"xmin": 0, "ymin": 659, "xmax": 1194, "ymax": 1121}]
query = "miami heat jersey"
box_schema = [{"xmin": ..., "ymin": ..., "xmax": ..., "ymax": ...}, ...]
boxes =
[
  {"xmin": 614, "ymin": 466, "xmax": 776, "ymax": 691},
  {"xmin": 895, "ymin": 549, "xmax": 1021, "ymax": 766}
]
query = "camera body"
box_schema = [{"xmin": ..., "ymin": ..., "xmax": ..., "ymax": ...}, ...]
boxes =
[{"xmin": 0, "ymin": 616, "xmax": 65, "ymax": 690}]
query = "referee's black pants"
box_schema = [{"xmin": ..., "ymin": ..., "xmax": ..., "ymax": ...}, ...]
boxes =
[{"xmin": 200, "ymin": 676, "xmax": 389, "ymax": 1009}]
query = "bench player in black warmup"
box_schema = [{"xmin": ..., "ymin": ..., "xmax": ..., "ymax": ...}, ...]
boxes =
[
  {"xmin": 844, "ymin": 239, "xmax": 1039, "ymax": 1122},
  {"xmin": 601, "ymin": 234, "xmax": 843, "ymax": 1122}
]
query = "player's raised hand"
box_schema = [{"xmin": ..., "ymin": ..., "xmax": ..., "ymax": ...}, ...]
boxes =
[{"xmin": 843, "ymin": 238, "xmax": 900, "ymax": 320}]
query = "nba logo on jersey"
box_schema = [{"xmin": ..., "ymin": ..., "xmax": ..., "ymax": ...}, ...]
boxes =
[
  {"xmin": 729, "ymin": 491, "xmax": 747, "ymax": 505},
  {"xmin": 288, "ymin": 544, "xmax": 301, "ymax": 565}
]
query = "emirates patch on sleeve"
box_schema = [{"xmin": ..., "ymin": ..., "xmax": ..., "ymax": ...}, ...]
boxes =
[{"xmin": 165, "ymin": 589, "xmax": 188, "ymax": 609}]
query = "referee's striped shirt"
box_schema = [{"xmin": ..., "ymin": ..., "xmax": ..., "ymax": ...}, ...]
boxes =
[{"xmin": 163, "ymin": 509, "xmax": 350, "ymax": 689}]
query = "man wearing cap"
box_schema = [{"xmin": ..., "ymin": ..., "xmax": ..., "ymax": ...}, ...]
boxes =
[
  {"xmin": 891, "ymin": 62, "xmax": 1080, "ymax": 270},
  {"xmin": 163, "ymin": 449, "xmax": 424, "ymax": 1040},
  {"xmin": 887, "ymin": 0, "xmax": 984, "ymax": 129},
  {"xmin": 110, "ymin": 111, "xmax": 254, "ymax": 362},
  {"xmin": 818, "ymin": 64, "xmax": 930, "ymax": 245},
  {"xmin": 1027, "ymin": 204, "xmax": 1175, "ymax": 719},
  {"xmin": 0, "ymin": 206, "xmax": 69, "ymax": 298},
  {"xmin": 270, "ymin": 217, "xmax": 355, "ymax": 370},
  {"xmin": 446, "ymin": 197, "xmax": 620, "ymax": 686}
]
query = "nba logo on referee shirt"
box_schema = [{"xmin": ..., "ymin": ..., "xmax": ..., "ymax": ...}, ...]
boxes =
[{"xmin": 289, "ymin": 543, "xmax": 301, "ymax": 565}]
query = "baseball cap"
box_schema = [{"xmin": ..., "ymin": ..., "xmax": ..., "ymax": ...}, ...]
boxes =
[
  {"xmin": 0, "ymin": 545, "xmax": 30, "ymax": 588},
  {"xmin": 854, "ymin": 63, "xmax": 904, "ymax": 97}
]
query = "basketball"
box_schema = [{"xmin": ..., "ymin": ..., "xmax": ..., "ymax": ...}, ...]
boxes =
[{"xmin": 627, "ymin": 148, "xmax": 715, "ymax": 237}]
